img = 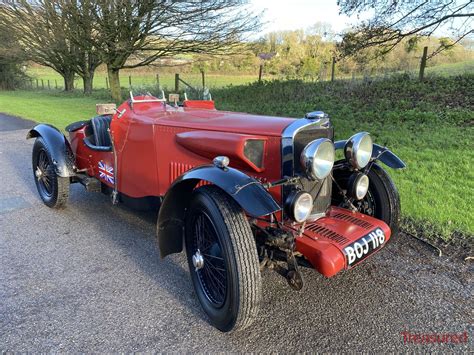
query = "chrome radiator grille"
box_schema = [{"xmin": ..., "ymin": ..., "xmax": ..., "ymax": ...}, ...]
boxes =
[
  {"xmin": 282, "ymin": 118, "xmax": 334, "ymax": 219},
  {"xmin": 299, "ymin": 176, "xmax": 331, "ymax": 216}
]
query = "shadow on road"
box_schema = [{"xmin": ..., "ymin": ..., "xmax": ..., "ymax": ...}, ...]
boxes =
[{"xmin": 64, "ymin": 186, "xmax": 210, "ymax": 324}]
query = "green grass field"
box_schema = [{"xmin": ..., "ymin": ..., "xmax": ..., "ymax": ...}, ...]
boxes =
[
  {"xmin": 26, "ymin": 60, "xmax": 474, "ymax": 91},
  {"xmin": 0, "ymin": 91, "xmax": 97, "ymax": 126},
  {"xmin": 425, "ymin": 60, "xmax": 474, "ymax": 76},
  {"xmin": 27, "ymin": 66, "xmax": 259, "ymax": 90},
  {"xmin": 0, "ymin": 73, "xmax": 472, "ymax": 242}
]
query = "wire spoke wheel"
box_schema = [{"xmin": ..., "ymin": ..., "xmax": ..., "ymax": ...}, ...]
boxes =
[
  {"xmin": 192, "ymin": 212, "xmax": 227, "ymax": 307},
  {"xmin": 354, "ymin": 190, "xmax": 376, "ymax": 216},
  {"xmin": 184, "ymin": 186, "xmax": 261, "ymax": 332},
  {"xmin": 36, "ymin": 149, "xmax": 53, "ymax": 196},
  {"xmin": 32, "ymin": 137, "xmax": 69, "ymax": 208}
]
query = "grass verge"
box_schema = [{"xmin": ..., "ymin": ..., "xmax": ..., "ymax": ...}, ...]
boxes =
[{"xmin": 0, "ymin": 90, "xmax": 97, "ymax": 127}]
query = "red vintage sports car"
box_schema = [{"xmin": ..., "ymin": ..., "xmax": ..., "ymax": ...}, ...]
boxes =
[{"xmin": 28, "ymin": 92, "xmax": 405, "ymax": 332}]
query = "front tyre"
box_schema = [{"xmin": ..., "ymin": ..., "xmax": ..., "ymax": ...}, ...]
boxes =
[
  {"xmin": 362, "ymin": 163, "xmax": 401, "ymax": 237},
  {"xmin": 32, "ymin": 137, "xmax": 69, "ymax": 208},
  {"xmin": 185, "ymin": 185, "xmax": 261, "ymax": 332}
]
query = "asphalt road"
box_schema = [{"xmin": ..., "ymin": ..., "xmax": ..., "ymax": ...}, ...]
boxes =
[{"xmin": 0, "ymin": 114, "xmax": 472, "ymax": 352}]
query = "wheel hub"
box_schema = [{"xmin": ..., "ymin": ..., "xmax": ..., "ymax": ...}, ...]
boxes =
[
  {"xmin": 35, "ymin": 167, "xmax": 43, "ymax": 179},
  {"xmin": 192, "ymin": 249, "xmax": 204, "ymax": 271}
]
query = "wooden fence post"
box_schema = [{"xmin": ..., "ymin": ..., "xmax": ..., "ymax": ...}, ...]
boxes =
[
  {"xmin": 156, "ymin": 73, "xmax": 160, "ymax": 87},
  {"xmin": 320, "ymin": 67, "xmax": 327, "ymax": 81},
  {"xmin": 128, "ymin": 75, "xmax": 132, "ymax": 87},
  {"xmin": 175, "ymin": 73, "xmax": 179, "ymax": 92},
  {"xmin": 47, "ymin": 80, "xmax": 50, "ymax": 89},
  {"xmin": 201, "ymin": 70, "xmax": 205, "ymax": 88},
  {"xmin": 419, "ymin": 46, "xmax": 428, "ymax": 82},
  {"xmin": 55, "ymin": 80, "xmax": 58, "ymax": 89},
  {"xmin": 41, "ymin": 79, "xmax": 44, "ymax": 89},
  {"xmin": 331, "ymin": 57, "xmax": 336, "ymax": 82},
  {"xmin": 258, "ymin": 64, "xmax": 263, "ymax": 83},
  {"xmin": 105, "ymin": 77, "xmax": 109, "ymax": 89}
]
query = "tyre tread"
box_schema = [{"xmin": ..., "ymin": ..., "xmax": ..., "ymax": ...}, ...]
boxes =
[{"xmin": 197, "ymin": 185, "xmax": 261, "ymax": 331}]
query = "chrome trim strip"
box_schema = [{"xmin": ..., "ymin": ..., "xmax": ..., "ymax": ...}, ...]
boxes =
[
  {"xmin": 108, "ymin": 127, "xmax": 119, "ymax": 205},
  {"xmin": 282, "ymin": 118, "xmax": 322, "ymax": 139},
  {"xmin": 281, "ymin": 117, "xmax": 329, "ymax": 177}
]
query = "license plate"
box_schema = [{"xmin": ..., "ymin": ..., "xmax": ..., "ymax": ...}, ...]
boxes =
[{"xmin": 343, "ymin": 227, "xmax": 386, "ymax": 267}]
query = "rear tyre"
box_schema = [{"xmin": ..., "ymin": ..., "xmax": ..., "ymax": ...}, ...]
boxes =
[
  {"xmin": 185, "ymin": 185, "xmax": 261, "ymax": 332},
  {"xmin": 32, "ymin": 137, "xmax": 69, "ymax": 208},
  {"xmin": 333, "ymin": 162, "xmax": 401, "ymax": 238}
]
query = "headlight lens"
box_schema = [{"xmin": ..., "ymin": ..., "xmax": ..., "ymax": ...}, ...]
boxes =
[
  {"xmin": 286, "ymin": 191, "xmax": 313, "ymax": 223},
  {"xmin": 300, "ymin": 138, "xmax": 335, "ymax": 180},
  {"xmin": 344, "ymin": 132, "xmax": 373, "ymax": 169},
  {"xmin": 348, "ymin": 173, "xmax": 370, "ymax": 200}
]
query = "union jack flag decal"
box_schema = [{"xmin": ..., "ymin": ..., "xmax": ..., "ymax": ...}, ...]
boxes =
[{"xmin": 98, "ymin": 161, "xmax": 114, "ymax": 184}]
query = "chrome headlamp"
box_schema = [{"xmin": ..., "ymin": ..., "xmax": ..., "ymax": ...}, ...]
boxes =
[
  {"xmin": 285, "ymin": 190, "xmax": 313, "ymax": 223},
  {"xmin": 348, "ymin": 173, "xmax": 369, "ymax": 200},
  {"xmin": 300, "ymin": 138, "xmax": 335, "ymax": 180},
  {"xmin": 344, "ymin": 132, "xmax": 373, "ymax": 169}
]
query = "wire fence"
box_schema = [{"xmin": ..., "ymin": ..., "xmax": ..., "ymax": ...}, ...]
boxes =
[
  {"xmin": 18, "ymin": 69, "xmax": 417, "ymax": 92},
  {"xmin": 20, "ymin": 72, "xmax": 259, "ymax": 92},
  {"xmin": 17, "ymin": 48, "xmax": 473, "ymax": 93}
]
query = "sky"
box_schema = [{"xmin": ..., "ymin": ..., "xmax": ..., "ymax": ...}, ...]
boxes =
[
  {"xmin": 249, "ymin": 0, "xmax": 467, "ymax": 38},
  {"xmin": 249, "ymin": 0, "xmax": 357, "ymax": 35}
]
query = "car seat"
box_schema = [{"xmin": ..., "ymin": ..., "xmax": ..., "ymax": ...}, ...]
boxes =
[{"xmin": 91, "ymin": 115, "xmax": 112, "ymax": 147}]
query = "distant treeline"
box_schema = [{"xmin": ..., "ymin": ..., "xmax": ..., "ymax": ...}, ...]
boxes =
[{"xmin": 132, "ymin": 28, "xmax": 474, "ymax": 79}]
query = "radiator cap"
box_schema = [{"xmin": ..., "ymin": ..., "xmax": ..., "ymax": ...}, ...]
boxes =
[{"xmin": 305, "ymin": 111, "xmax": 328, "ymax": 119}]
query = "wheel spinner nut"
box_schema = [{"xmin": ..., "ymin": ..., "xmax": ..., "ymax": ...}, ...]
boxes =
[{"xmin": 192, "ymin": 249, "xmax": 204, "ymax": 270}]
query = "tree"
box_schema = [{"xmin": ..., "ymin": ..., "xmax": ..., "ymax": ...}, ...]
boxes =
[
  {"xmin": 307, "ymin": 21, "xmax": 335, "ymax": 41},
  {"xmin": 0, "ymin": 21, "xmax": 28, "ymax": 90},
  {"xmin": 65, "ymin": 0, "xmax": 102, "ymax": 94},
  {"xmin": 337, "ymin": 0, "xmax": 473, "ymax": 58},
  {"xmin": 1, "ymin": 0, "xmax": 78, "ymax": 91},
  {"xmin": 1, "ymin": 0, "xmax": 102, "ymax": 93},
  {"xmin": 85, "ymin": 0, "xmax": 260, "ymax": 101}
]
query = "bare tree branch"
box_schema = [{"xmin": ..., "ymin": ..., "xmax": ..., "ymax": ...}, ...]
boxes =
[{"xmin": 338, "ymin": 0, "xmax": 474, "ymax": 59}]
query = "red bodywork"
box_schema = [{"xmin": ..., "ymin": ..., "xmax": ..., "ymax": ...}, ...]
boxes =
[
  {"xmin": 71, "ymin": 99, "xmax": 286, "ymax": 198},
  {"xmin": 297, "ymin": 207, "xmax": 390, "ymax": 277},
  {"xmin": 69, "ymin": 97, "xmax": 390, "ymax": 277}
]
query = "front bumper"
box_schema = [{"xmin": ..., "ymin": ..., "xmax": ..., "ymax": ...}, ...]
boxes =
[{"xmin": 296, "ymin": 207, "xmax": 391, "ymax": 277}]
